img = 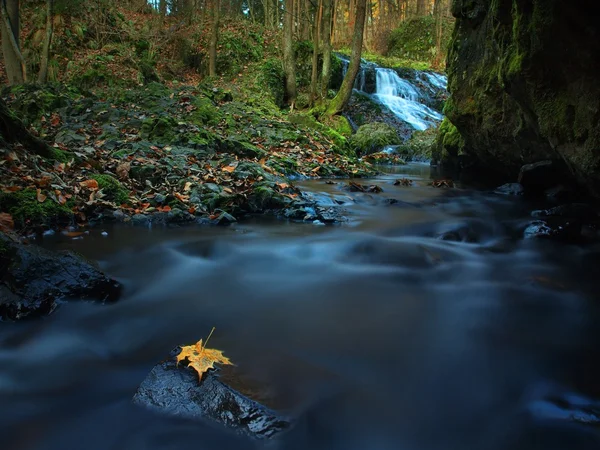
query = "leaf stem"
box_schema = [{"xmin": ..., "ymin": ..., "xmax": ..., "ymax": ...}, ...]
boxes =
[{"xmin": 202, "ymin": 326, "xmax": 216, "ymax": 352}]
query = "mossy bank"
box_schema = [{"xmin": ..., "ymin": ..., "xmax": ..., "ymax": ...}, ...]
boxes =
[{"xmin": 437, "ymin": 0, "xmax": 600, "ymax": 195}]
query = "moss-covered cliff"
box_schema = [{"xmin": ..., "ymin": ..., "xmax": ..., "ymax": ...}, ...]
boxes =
[{"xmin": 437, "ymin": 0, "xmax": 600, "ymax": 195}]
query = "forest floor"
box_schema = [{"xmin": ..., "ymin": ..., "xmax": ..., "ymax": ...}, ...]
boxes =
[{"xmin": 0, "ymin": 81, "xmax": 384, "ymax": 234}]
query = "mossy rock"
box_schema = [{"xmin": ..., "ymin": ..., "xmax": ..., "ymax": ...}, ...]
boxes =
[
  {"xmin": 247, "ymin": 182, "xmax": 292, "ymax": 211},
  {"xmin": 350, "ymin": 122, "xmax": 401, "ymax": 156},
  {"xmin": 141, "ymin": 116, "xmax": 179, "ymax": 144},
  {"xmin": 189, "ymin": 97, "xmax": 222, "ymax": 126},
  {"xmin": 90, "ymin": 174, "xmax": 129, "ymax": 205},
  {"xmin": 4, "ymin": 84, "xmax": 74, "ymax": 125},
  {"xmin": 0, "ymin": 189, "xmax": 73, "ymax": 227},
  {"xmin": 395, "ymin": 127, "xmax": 438, "ymax": 162}
]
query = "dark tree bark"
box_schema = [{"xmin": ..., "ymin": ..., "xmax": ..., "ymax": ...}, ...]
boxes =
[
  {"xmin": 320, "ymin": 0, "xmax": 332, "ymax": 98},
  {"xmin": 326, "ymin": 0, "xmax": 366, "ymax": 116},
  {"xmin": 309, "ymin": 0, "xmax": 322, "ymax": 104},
  {"xmin": 416, "ymin": 0, "xmax": 427, "ymax": 16},
  {"xmin": 209, "ymin": 0, "xmax": 220, "ymax": 77},
  {"xmin": 282, "ymin": 0, "xmax": 297, "ymax": 108},
  {"xmin": 38, "ymin": 0, "xmax": 54, "ymax": 83},
  {"xmin": 1, "ymin": 0, "xmax": 26, "ymax": 84},
  {"xmin": 0, "ymin": 99, "xmax": 52, "ymax": 157}
]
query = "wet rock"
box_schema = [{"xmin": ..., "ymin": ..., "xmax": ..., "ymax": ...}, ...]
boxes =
[
  {"xmin": 0, "ymin": 233, "xmax": 121, "ymax": 321},
  {"xmin": 113, "ymin": 209, "xmax": 128, "ymax": 222},
  {"xmin": 494, "ymin": 183, "xmax": 524, "ymax": 196},
  {"xmin": 531, "ymin": 203, "xmax": 598, "ymax": 220},
  {"xmin": 518, "ymin": 160, "xmax": 562, "ymax": 194},
  {"xmin": 214, "ymin": 211, "xmax": 237, "ymax": 225},
  {"xmin": 152, "ymin": 193, "xmax": 167, "ymax": 205},
  {"xmin": 523, "ymin": 220, "xmax": 581, "ymax": 241},
  {"xmin": 544, "ymin": 184, "xmax": 576, "ymax": 202},
  {"xmin": 132, "ymin": 214, "xmax": 150, "ymax": 226},
  {"xmin": 133, "ymin": 360, "xmax": 289, "ymax": 439}
]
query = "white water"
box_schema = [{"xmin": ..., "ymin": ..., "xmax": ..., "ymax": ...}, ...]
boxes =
[{"xmin": 373, "ymin": 68, "xmax": 444, "ymax": 131}]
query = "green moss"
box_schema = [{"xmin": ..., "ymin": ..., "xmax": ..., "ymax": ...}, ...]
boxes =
[
  {"xmin": 49, "ymin": 148, "xmax": 71, "ymax": 162},
  {"xmin": 0, "ymin": 189, "xmax": 73, "ymax": 227},
  {"xmin": 90, "ymin": 174, "xmax": 129, "ymax": 204},
  {"xmin": 141, "ymin": 116, "xmax": 178, "ymax": 144},
  {"xmin": 189, "ymin": 97, "xmax": 222, "ymax": 126},
  {"xmin": 350, "ymin": 122, "xmax": 401, "ymax": 156},
  {"xmin": 395, "ymin": 127, "xmax": 438, "ymax": 161},
  {"xmin": 258, "ymin": 58, "xmax": 286, "ymax": 108}
]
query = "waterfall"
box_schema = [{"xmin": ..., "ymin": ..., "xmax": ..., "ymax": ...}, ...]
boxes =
[
  {"xmin": 337, "ymin": 54, "xmax": 447, "ymax": 131},
  {"xmin": 373, "ymin": 68, "xmax": 443, "ymax": 131}
]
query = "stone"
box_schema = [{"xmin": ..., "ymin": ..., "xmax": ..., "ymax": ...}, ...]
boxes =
[
  {"xmin": 494, "ymin": 183, "xmax": 524, "ymax": 196},
  {"xmin": 531, "ymin": 203, "xmax": 598, "ymax": 220},
  {"xmin": 132, "ymin": 214, "xmax": 150, "ymax": 226},
  {"xmin": 133, "ymin": 360, "xmax": 289, "ymax": 439},
  {"xmin": 0, "ymin": 233, "xmax": 121, "ymax": 321},
  {"xmin": 518, "ymin": 161, "xmax": 561, "ymax": 193}
]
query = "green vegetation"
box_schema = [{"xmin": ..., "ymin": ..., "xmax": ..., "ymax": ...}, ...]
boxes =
[
  {"xmin": 350, "ymin": 123, "xmax": 401, "ymax": 156},
  {"xmin": 90, "ymin": 174, "xmax": 130, "ymax": 204},
  {"xmin": 0, "ymin": 189, "xmax": 73, "ymax": 227}
]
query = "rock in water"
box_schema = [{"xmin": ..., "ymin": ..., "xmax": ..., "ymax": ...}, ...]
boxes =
[
  {"xmin": 133, "ymin": 360, "xmax": 289, "ymax": 439},
  {"xmin": 0, "ymin": 232, "xmax": 121, "ymax": 321}
]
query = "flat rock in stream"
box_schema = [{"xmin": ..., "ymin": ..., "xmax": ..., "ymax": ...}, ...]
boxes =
[
  {"xmin": 133, "ymin": 360, "xmax": 289, "ymax": 439},
  {"xmin": 0, "ymin": 232, "xmax": 122, "ymax": 321}
]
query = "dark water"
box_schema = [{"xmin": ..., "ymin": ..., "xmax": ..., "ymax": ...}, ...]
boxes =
[{"xmin": 2, "ymin": 164, "xmax": 600, "ymax": 450}]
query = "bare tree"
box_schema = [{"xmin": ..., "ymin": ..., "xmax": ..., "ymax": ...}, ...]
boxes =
[
  {"xmin": 320, "ymin": 0, "xmax": 332, "ymax": 98},
  {"xmin": 282, "ymin": 0, "xmax": 297, "ymax": 108},
  {"xmin": 326, "ymin": 0, "xmax": 366, "ymax": 115},
  {"xmin": 209, "ymin": 0, "xmax": 220, "ymax": 77},
  {"xmin": 1, "ymin": 0, "xmax": 26, "ymax": 84},
  {"xmin": 38, "ymin": 0, "xmax": 55, "ymax": 83}
]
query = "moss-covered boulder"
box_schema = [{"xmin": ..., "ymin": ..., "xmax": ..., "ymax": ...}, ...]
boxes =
[
  {"xmin": 0, "ymin": 189, "xmax": 74, "ymax": 228},
  {"xmin": 91, "ymin": 174, "xmax": 130, "ymax": 204},
  {"xmin": 350, "ymin": 122, "xmax": 401, "ymax": 156},
  {"xmin": 444, "ymin": 0, "xmax": 600, "ymax": 195}
]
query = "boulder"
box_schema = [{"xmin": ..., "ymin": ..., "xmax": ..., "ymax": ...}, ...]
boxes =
[
  {"xmin": 0, "ymin": 233, "xmax": 121, "ymax": 321},
  {"xmin": 133, "ymin": 359, "xmax": 289, "ymax": 439},
  {"xmin": 518, "ymin": 161, "xmax": 562, "ymax": 194}
]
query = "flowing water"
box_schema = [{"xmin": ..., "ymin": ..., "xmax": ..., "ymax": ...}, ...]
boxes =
[
  {"xmin": 339, "ymin": 56, "xmax": 446, "ymax": 130},
  {"xmin": 2, "ymin": 164, "xmax": 600, "ymax": 450}
]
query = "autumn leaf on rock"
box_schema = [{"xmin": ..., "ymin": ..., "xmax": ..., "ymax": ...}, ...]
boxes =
[
  {"xmin": 80, "ymin": 179, "xmax": 99, "ymax": 190},
  {"xmin": 36, "ymin": 189, "xmax": 47, "ymax": 203},
  {"xmin": 176, "ymin": 335, "xmax": 233, "ymax": 381},
  {"xmin": 0, "ymin": 213, "xmax": 14, "ymax": 232}
]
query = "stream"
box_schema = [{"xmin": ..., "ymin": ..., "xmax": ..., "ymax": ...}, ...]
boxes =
[{"xmin": 2, "ymin": 163, "xmax": 600, "ymax": 449}]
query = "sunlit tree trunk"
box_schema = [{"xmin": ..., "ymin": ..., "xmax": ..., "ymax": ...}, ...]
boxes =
[
  {"xmin": 209, "ymin": 0, "xmax": 220, "ymax": 76},
  {"xmin": 1, "ymin": 0, "xmax": 26, "ymax": 84},
  {"xmin": 283, "ymin": 0, "xmax": 297, "ymax": 108},
  {"xmin": 38, "ymin": 0, "xmax": 54, "ymax": 83},
  {"xmin": 416, "ymin": 0, "xmax": 426, "ymax": 16},
  {"xmin": 320, "ymin": 0, "xmax": 332, "ymax": 98},
  {"xmin": 433, "ymin": 0, "xmax": 443, "ymax": 66},
  {"xmin": 309, "ymin": 0, "xmax": 322, "ymax": 104},
  {"xmin": 326, "ymin": 0, "xmax": 366, "ymax": 115}
]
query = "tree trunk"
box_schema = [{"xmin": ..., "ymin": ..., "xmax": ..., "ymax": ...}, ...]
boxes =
[
  {"xmin": 325, "ymin": 0, "xmax": 366, "ymax": 116},
  {"xmin": 309, "ymin": 0, "xmax": 322, "ymax": 104},
  {"xmin": 159, "ymin": 0, "xmax": 167, "ymax": 16},
  {"xmin": 209, "ymin": 0, "xmax": 220, "ymax": 77},
  {"xmin": 282, "ymin": 0, "xmax": 297, "ymax": 108},
  {"xmin": 416, "ymin": 0, "xmax": 426, "ymax": 16},
  {"xmin": 38, "ymin": 0, "xmax": 54, "ymax": 84},
  {"xmin": 320, "ymin": 0, "xmax": 332, "ymax": 98},
  {"xmin": 0, "ymin": 99, "xmax": 51, "ymax": 157},
  {"xmin": 433, "ymin": 0, "xmax": 443, "ymax": 66},
  {"xmin": 1, "ymin": 0, "xmax": 25, "ymax": 84}
]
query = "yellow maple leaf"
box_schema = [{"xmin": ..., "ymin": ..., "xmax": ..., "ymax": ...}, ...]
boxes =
[{"xmin": 175, "ymin": 328, "xmax": 232, "ymax": 381}]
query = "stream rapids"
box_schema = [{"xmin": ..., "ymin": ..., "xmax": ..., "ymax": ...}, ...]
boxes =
[{"xmin": 1, "ymin": 164, "xmax": 600, "ymax": 450}]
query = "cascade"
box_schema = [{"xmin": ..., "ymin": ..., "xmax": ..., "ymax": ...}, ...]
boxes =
[{"xmin": 339, "ymin": 55, "xmax": 447, "ymax": 131}]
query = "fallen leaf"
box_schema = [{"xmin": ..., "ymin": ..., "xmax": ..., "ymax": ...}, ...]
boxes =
[
  {"xmin": 176, "ymin": 336, "xmax": 232, "ymax": 381},
  {"xmin": 0, "ymin": 213, "xmax": 14, "ymax": 232},
  {"xmin": 276, "ymin": 182, "xmax": 289, "ymax": 190},
  {"xmin": 116, "ymin": 161, "xmax": 131, "ymax": 180},
  {"xmin": 222, "ymin": 163, "xmax": 238, "ymax": 173},
  {"xmin": 80, "ymin": 179, "xmax": 99, "ymax": 190},
  {"xmin": 311, "ymin": 166, "xmax": 321, "ymax": 173},
  {"xmin": 36, "ymin": 189, "xmax": 47, "ymax": 203},
  {"xmin": 183, "ymin": 181, "xmax": 193, "ymax": 192}
]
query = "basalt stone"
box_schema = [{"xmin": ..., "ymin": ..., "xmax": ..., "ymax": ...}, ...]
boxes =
[
  {"xmin": 0, "ymin": 233, "xmax": 121, "ymax": 321},
  {"xmin": 494, "ymin": 183, "xmax": 524, "ymax": 196},
  {"xmin": 531, "ymin": 203, "xmax": 599, "ymax": 220},
  {"xmin": 133, "ymin": 359, "xmax": 289, "ymax": 439},
  {"xmin": 518, "ymin": 161, "xmax": 562, "ymax": 193}
]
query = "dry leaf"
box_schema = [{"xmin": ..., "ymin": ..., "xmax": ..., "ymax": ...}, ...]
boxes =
[
  {"xmin": 222, "ymin": 164, "xmax": 237, "ymax": 173},
  {"xmin": 183, "ymin": 181, "xmax": 193, "ymax": 192},
  {"xmin": 116, "ymin": 161, "xmax": 131, "ymax": 180},
  {"xmin": 36, "ymin": 189, "xmax": 47, "ymax": 203},
  {"xmin": 176, "ymin": 338, "xmax": 232, "ymax": 381},
  {"xmin": 80, "ymin": 179, "xmax": 99, "ymax": 190},
  {"xmin": 276, "ymin": 182, "xmax": 289, "ymax": 190},
  {"xmin": 0, "ymin": 213, "xmax": 14, "ymax": 232}
]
